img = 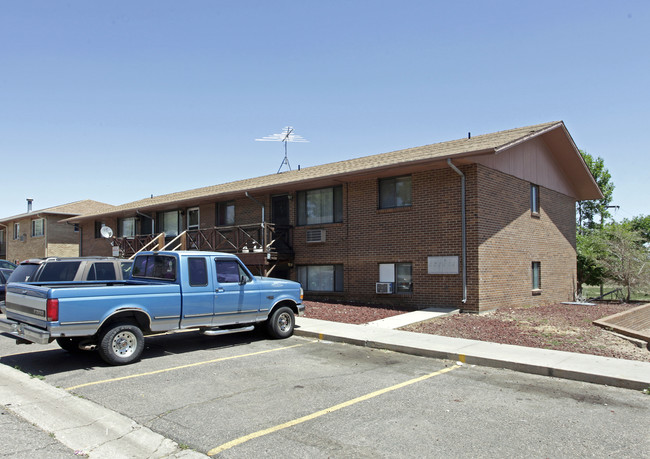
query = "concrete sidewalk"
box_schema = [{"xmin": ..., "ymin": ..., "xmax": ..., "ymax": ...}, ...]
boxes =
[{"xmin": 294, "ymin": 311, "xmax": 650, "ymax": 391}]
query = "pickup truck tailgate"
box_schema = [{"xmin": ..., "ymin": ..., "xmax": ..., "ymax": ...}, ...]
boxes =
[{"xmin": 4, "ymin": 284, "xmax": 50, "ymax": 327}]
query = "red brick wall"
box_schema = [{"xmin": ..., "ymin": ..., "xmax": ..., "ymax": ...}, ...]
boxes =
[{"xmin": 475, "ymin": 164, "xmax": 577, "ymax": 311}]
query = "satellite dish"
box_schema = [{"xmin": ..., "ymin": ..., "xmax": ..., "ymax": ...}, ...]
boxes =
[{"xmin": 100, "ymin": 226, "xmax": 114, "ymax": 238}]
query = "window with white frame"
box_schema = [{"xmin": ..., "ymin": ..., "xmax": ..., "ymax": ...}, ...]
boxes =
[
  {"xmin": 31, "ymin": 218, "xmax": 44, "ymax": 237},
  {"xmin": 297, "ymin": 265, "xmax": 344, "ymax": 292},
  {"xmin": 297, "ymin": 186, "xmax": 343, "ymax": 226},
  {"xmin": 187, "ymin": 207, "xmax": 200, "ymax": 230},
  {"xmin": 379, "ymin": 262, "xmax": 413, "ymax": 293},
  {"xmin": 379, "ymin": 175, "xmax": 412, "ymax": 209},
  {"xmin": 13, "ymin": 222, "xmax": 20, "ymax": 240}
]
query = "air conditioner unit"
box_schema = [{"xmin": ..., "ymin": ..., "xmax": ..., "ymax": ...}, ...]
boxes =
[
  {"xmin": 306, "ymin": 229, "xmax": 326, "ymax": 243},
  {"xmin": 376, "ymin": 282, "xmax": 394, "ymax": 294}
]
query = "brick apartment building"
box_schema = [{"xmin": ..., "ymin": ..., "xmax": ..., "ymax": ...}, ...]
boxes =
[
  {"xmin": 0, "ymin": 200, "xmax": 114, "ymax": 263},
  {"xmin": 67, "ymin": 121, "xmax": 602, "ymax": 313}
]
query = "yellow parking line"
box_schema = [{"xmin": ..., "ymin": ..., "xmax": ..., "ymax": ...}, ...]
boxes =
[
  {"xmin": 65, "ymin": 342, "xmax": 310, "ymax": 391},
  {"xmin": 207, "ymin": 365, "xmax": 460, "ymax": 456}
]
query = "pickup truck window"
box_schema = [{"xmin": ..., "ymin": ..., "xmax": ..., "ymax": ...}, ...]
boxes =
[
  {"xmin": 87, "ymin": 262, "xmax": 117, "ymax": 281},
  {"xmin": 215, "ymin": 260, "xmax": 251, "ymax": 284},
  {"xmin": 188, "ymin": 257, "xmax": 208, "ymax": 286},
  {"xmin": 132, "ymin": 255, "xmax": 177, "ymax": 281},
  {"xmin": 39, "ymin": 261, "xmax": 82, "ymax": 282}
]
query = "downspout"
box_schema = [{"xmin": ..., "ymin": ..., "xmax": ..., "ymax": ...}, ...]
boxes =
[{"xmin": 447, "ymin": 159, "xmax": 467, "ymax": 304}]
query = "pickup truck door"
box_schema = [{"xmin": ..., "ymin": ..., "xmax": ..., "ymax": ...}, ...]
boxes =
[
  {"xmin": 180, "ymin": 256, "xmax": 217, "ymax": 328},
  {"xmin": 212, "ymin": 258, "xmax": 261, "ymax": 326}
]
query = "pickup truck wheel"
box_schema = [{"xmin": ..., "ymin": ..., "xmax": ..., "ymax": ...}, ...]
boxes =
[
  {"xmin": 98, "ymin": 323, "xmax": 144, "ymax": 365},
  {"xmin": 266, "ymin": 306, "xmax": 295, "ymax": 339},
  {"xmin": 56, "ymin": 337, "xmax": 84, "ymax": 353}
]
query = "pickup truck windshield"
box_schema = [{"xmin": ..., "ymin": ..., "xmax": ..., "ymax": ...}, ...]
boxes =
[{"xmin": 132, "ymin": 255, "xmax": 177, "ymax": 281}]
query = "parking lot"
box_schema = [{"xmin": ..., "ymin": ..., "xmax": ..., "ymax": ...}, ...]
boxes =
[{"xmin": 1, "ymin": 329, "xmax": 648, "ymax": 457}]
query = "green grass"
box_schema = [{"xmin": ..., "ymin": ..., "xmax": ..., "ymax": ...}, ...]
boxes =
[{"xmin": 581, "ymin": 285, "xmax": 650, "ymax": 302}]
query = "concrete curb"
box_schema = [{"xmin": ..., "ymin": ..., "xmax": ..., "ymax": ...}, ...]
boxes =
[
  {"xmin": 294, "ymin": 317, "xmax": 650, "ymax": 390},
  {"xmin": 0, "ymin": 364, "xmax": 207, "ymax": 458}
]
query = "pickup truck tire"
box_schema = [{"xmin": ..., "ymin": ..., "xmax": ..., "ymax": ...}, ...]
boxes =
[
  {"xmin": 98, "ymin": 323, "xmax": 144, "ymax": 365},
  {"xmin": 266, "ymin": 306, "xmax": 295, "ymax": 339},
  {"xmin": 56, "ymin": 337, "xmax": 85, "ymax": 353}
]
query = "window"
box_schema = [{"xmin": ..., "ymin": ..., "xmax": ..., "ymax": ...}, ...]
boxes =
[
  {"xmin": 187, "ymin": 207, "xmax": 200, "ymax": 230},
  {"xmin": 379, "ymin": 176, "xmax": 412, "ymax": 209},
  {"xmin": 38, "ymin": 261, "xmax": 81, "ymax": 282},
  {"xmin": 13, "ymin": 223, "xmax": 20, "ymax": 240},
  {"xmin": 217, "ymin": 201, "xmax": 235, "ymax": 226},
  {"xmin": 87, "ymin": 263, "xmax": 117, "ymax": 281},
  {"xmin": 120, "ymin": 218, "xmax": 136, "ymax": 238},
  {"xmin": 215, "ymin": 259, "xmax": 251, "ymax": 284},
  {"xmin": 379, "ymin": 262, "xmax": 413, "ymax": 293},
  {"xmin": 31, "ymin": 218, "xmax": 44, "ymax": 237},
  {"xmin": 531, "ymin": 184, "xmax": 540, "ymax": 214},
  {"xmin": 188, "ymin": 257, "xmax": 208, "ymax": 286},
  {"xmin": 297, "ymin": 186, "xmax": 343, "ymax": 226},
  {"xmin": 94, "ymin": 221, "xmax": 105, "ymax": 238},
  {"xmin": 532, "ymin": 262, "xmax": 541, "ymax": 290},
  {"xmin": 132, "ymin": 255, "xmax": 177, "ymax": 281},
  {"xmin": 297, "ymin": 265, "xmax": 344, "ymax": 292},
  {"xmin": 160, "ymin": 210, "xmax": 179, "ymax": 237}
]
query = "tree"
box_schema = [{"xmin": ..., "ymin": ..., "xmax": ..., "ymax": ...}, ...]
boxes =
[
  {"xmin": 576, "ymin": 150, "xmax": 615, "ymax": 232},
  {"xmin": 576, "ymin": 229, "xmax": 606, "ymax": 294},
  {"xmin": 623, "ymin": 214, "xmax": 650, "ymax": 245},
  {"xmin": 596, "ymin": 224, "xmax": 650, "ymax": 301}
]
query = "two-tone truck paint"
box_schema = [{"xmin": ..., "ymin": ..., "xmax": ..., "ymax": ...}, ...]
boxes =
[{"xmin": 0, "ymin": 251, "xmax": 303, "ymax": 365}]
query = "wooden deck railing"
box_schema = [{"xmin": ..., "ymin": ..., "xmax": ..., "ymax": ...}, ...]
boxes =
[{"xmin": 115, "ymin": 223, "xmax": 293, "ymax": 260}]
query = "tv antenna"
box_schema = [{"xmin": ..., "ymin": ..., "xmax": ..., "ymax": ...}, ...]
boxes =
[{"xmin": 256, "ymin": 126, "xmax": 309, "ymax": 173}]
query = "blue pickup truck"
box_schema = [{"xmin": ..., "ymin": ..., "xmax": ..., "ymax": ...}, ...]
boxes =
[{"xmin": 0, "ymin": 251, "xmax": 304, "ymax": 365}]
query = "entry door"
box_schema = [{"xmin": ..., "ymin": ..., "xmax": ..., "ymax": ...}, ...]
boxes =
[
  {"xmin": 212, "ymin": 258, "xmax": 261, "ymax": 326},
  {"xmin": 271, "ymin": 195, "xmax": 291, "ymax": 254}
]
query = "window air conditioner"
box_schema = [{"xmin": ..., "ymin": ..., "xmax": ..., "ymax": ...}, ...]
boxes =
[
  {"xmin": 306, "ymin": 229, "xmax": 326, "ymax": 243},
  {"xmin": 376, "ymin": 282, "xmax": 394, "ymax": 294}
]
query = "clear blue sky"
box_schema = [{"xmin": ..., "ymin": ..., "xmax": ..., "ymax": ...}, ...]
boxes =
[{"xmin": 1, "ymin": 1, "xmax": 648, "ymax": 221}]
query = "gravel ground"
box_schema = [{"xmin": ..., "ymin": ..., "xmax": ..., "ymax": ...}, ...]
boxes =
[{"xmin": 302, "ymin": 300, "xmax": 650, "ymax": 363}]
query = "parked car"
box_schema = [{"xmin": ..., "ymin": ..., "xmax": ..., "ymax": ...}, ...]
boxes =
[
  {"xmin": 0, "ymin": 260, "xmax": 17, "ymax": 270},
  {"xmin": 0, "ymin": 268, "xmax": 14, "ymax": 302},
  {"xmin": 6, "ymin": 257, "xmax": 133, "ymax": 284}
]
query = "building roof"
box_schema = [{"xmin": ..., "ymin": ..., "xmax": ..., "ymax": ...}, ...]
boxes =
[
  {"xmin": 67, "ymin": 121, "xmax": 602, "ymax": 222},
  {"xmin": 0, "ymin": 200, "xmax": 115, "ymax": 224}
]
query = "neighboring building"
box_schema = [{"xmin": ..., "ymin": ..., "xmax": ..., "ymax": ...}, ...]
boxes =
[
  {"xmin": 0, "ymin": 200, "xmax": 114, "ymax": 263},
  {"xmin": 66, "ymin": 122, "xmax": 602, "ymax": 313}
]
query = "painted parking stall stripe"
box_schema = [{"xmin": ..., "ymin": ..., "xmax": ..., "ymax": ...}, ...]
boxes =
[
  {"xmin": 208, "ymin": 365, "xmax": 461, "ymax": 456},
  {"xmin": 64, "ymin": 342, "xmax": 312, "ymax": 391}
]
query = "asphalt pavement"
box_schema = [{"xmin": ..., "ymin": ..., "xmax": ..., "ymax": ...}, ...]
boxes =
[{"xmin": 0, "ymin": 308, "xmax": 648, "ymax": 458}]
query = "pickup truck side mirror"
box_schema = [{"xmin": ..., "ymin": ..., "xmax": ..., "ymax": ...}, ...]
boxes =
[{"xmin": 239, "ymin": 275, "xmax": 248, "ymax": 285}]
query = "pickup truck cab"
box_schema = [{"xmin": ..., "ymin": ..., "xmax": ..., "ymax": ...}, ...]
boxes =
[{"xmin": 0, "ymin": 251, "xmax": 303, "ymax": 365}]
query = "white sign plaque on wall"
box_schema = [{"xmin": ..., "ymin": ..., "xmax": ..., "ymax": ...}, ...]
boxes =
[{"xmin": 428, "ymin": 256, "xmax": 459, "ymax": 275}]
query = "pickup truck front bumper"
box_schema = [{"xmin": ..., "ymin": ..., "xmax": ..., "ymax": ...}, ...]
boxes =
[{"xmin": 0, "ymin": 318, "xmax": 51, "ymax": 344}]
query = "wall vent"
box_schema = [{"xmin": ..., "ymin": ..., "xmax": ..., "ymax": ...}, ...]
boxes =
[
  {"xmin": 375, "ymin": 282, "xmax": 394, "ymax": 294},
  {"xmin": 306, "ymin": 229, "xmax": 326, "ymax": 243}
]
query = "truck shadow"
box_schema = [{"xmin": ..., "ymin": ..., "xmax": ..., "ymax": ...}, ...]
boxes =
[{"xmin": 0, "ymin": 329, "xmax": 269, "ymax": 377}]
